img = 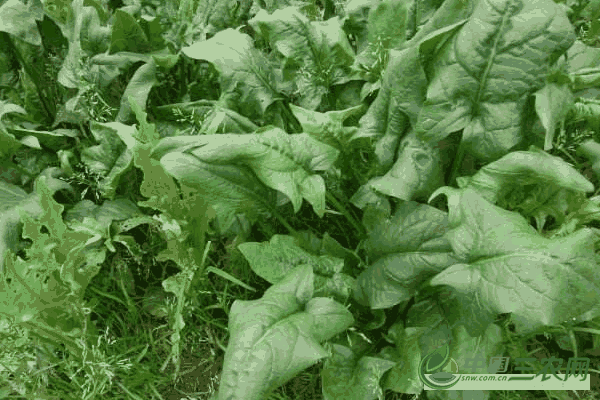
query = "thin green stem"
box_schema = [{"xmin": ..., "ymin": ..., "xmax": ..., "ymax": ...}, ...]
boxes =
[
  {"xmin": 326, "ymin": 191, "xmax": 367, "ymax": 239},
  {"xmin": 268, "ymin": 204, "xmax": 297, "ymax": 236},
  {"xmin": 447, "ymin": 140, "xmax": 466, "ymax": 187},
  {"xmin": 572, "ymin": 327, "xmax": 600, "ymax": 336}
]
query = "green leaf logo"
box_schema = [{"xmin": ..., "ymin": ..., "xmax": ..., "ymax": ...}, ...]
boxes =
[{"xmin": 418, "ymin": 344, "xmax": 461, "ymax": 389}]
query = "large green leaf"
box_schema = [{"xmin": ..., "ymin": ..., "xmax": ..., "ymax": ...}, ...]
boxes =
[
  {"xmin": 57, "ymin": 0, "xmax": 111, "ymax": 89},
  {"xmin": 216, "ymin": 265, "xmax": 354, "ymax": 400},
  {"xmin": 153, "ymin": 127, "xmax": 339, "ymax": 217},
  {"xmin": 425, "ymin": 324, "xmax": 504, "ymax": 400},
  {"xmin": 377, "ymin": 325, "xmax": 425, "ymax": 394},
  {"xmin": 158, "ymin": 152, "xmax": 277, "ymax": 233},
  {"xmin": 415, "ymin": 0, "xmax": 576, "ymax": 162},
  {"xmin": 563, "ymin": 40, "xmax": 600, "ymax": 91},
  {"xmin": 533, "ymin": 83, "xmax": 574, "ymax": 151},
  {"xmin": 1, "ymin": 177, "xmax": 101, "ymax": 337},
  {"xmin": 109, "ymin": 9, "xmax": 152, "ymax": 54},
  {"xmin": 353, "ymin": 201, "xmax": 461, "ymax": 310},
  {"xmin": 116, "ymin": 60, "xmax": 158, "ymax": 123},
  {"xmin": 289, "ymin": 103, "xmax": 365, "ymax": 150},
  {"xmin": 430, "ymin": 187, "xmax": 600, "ymax": 333},
  {"xmin": 0, "ymin": 181, "xmax": 43, "ymax": 272},
  {"xmin": 365, "ymin": 129, "xmax": 454, "ymax": 202}
]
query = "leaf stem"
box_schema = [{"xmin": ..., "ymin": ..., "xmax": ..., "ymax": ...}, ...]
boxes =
[
  {"xmin": 447, "ymin": 140, "xmax": 466, "ymax": 187},
  {"xmin": 268, "ymin": 204, "xmax": 297, "ymax": 236},
  {"xmin": 326, "ymin": 191, "xmax": 367, "ymax": 239}
]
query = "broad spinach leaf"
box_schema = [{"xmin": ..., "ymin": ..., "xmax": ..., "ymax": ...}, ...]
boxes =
[
  {"xmin": 430, "ymin": 187, "xmax": 600, "ymax": 333},
  {"xmin": 216, "ymin": 265, "xmax": 354, "ymax": 400},
  {"xmin": 239, "ymin": 234, "xmax": 355, "ymax": 303},
  {"xmin": 80, "ymin": 121, "xmax": 136, "ymax": 199},
  {"xmin": 415, "ymin": 0, "xmax": 576, "ymax": 162},
  {"xmin": 353, "ymin": 200, "xmax": 463, "ymax": 310},
  {"xmin": 152, "ymin": 127, "xmax": 339, "ymax": 217},
  {"xmin": 321, "ymin": 343, "xmax": 396, "ymax": 400}
]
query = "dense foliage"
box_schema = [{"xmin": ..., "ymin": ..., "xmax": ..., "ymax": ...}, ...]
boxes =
[{"xmin": 1, "ymin": 0, "xmax": 600, "ymax": 399}]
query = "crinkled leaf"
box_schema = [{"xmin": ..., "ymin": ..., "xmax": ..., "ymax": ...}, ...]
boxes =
[
  {"xmin": 2, "ymin": 177, "xmax": 101, "ymax": 329},
  {"xmin": 194, "ymin": 0, "xmax": 253, "ymax": 34},
  {"xmin": 415, "ymin": 0, "xmax": 576, "ymax": 162},
  {"xmin": 322, "ymin": 344, "xmax": 396, "ymax": 400},
  {"xmin": 454, "ymin": 148, "xmax": 594, "ymax": 230},
  {"xmin": 362, "ymin": 200, "xmax": 451, "ymax": 261},
  {"xmin": 353, "ymin": 21, "xmax": 464, "ymax": 172},
  {"xmin": 217, "ymin": 265, "xmax": 354, "ymax": 400},
  {"xmin": 79, "ymin": 2, "xmax": 110, "ymax": 55},
  {"xmin": 0, "ymin": 181, "xmax": 43, "ymax": 272},
  {"xmin": 564, "ymin": 40, "xmax": 600, "ymax": 73},
  {"xmin": 293, "ymin": 230, "xmax": 362, "ymax": 270},
  {"xmin": 561, "ymin": 40, "xmax": 600, "ymax": 90},
  {"xmin": 182, "ymin": 29, "xmax": 284, "ymax": 117},
  {"xmin": 430, "ymin": 187, "xmax": 600, "ymax": 333},
  {"xmin": 405, "ymin": 298, "xmax": 454, "ymax": 358},
  {"xmin": 64, "ymin": 198, "xmax": 142, "ymax": 252},
  {"xmin": 354, "ymin": 247, "xmax": 460, "ymax": 310},
  {"xmin": 352, "ymin": 0, "xmax": 408, "ymax": 83},
  {"xmin": 426, "ymin": 324, "xmax": 503, "ymax": 400},
  {"xmin": 57, "ymin": 0, "xmax": 110, "ymax": 89},
  {"xmin": 368, "ymin": 129, "xmax": 449, "ymax": 202}
]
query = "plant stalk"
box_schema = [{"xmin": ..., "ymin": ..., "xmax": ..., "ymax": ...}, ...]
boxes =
[{"xmin": 326, "ymin": 191, "xmax": 367, "ymax": 239}]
